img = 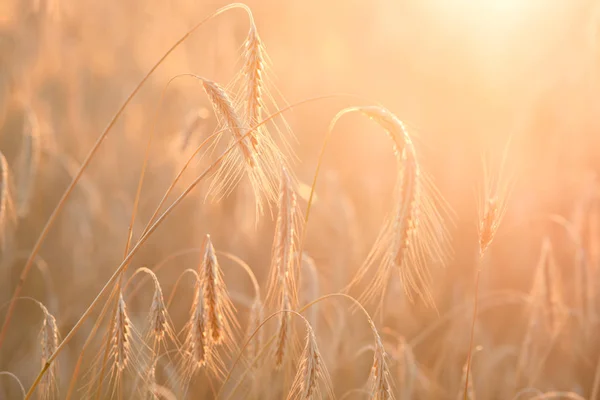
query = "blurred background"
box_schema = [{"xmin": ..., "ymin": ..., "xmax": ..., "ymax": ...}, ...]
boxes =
[{"xmin": 1, "ymin": 0, "xmax": 600, "ymax": 398}]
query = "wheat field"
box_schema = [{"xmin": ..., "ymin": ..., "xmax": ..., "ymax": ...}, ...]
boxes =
[{"xmin": 1, "ymin": 1, "xmax": 600, "ymax": 399}]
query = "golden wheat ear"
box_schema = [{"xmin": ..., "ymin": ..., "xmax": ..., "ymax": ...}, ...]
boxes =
[
  {"xmin": 233, "ymin": 15, "xmax": 296, "ymax": 157},
  {"xmin": 199, "ymin": 234, "xmax": 239, "ymax": 349},
  {"xmin": 179, "ymin": 272, "xmax": 210, "ymax": 385},
  {"xmin": 39, "ymin": 305, "xmax": 59, "ymax": 400},
  {"xmin": 200, "ymin": 78, "xmax": 282, "ymax": 218},
  {"xmin": 368, "ymin": 331, "xmax": 395, "ymax": 400},
  {"xmin": 335, "ymin": 106, "xmax": 451, "ymax": 310},
  {"xmin": 266, "ymin": 167, "xmax": 302, "ymax": 308},
  {"xmin": 287, "ymin": 327, "xmax": 334, "ymax": 400}
]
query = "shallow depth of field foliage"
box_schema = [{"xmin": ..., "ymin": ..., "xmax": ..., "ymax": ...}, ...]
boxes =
[{"xmin": 1, "ymin": 1, "xmax": 600, "ymax": 399}]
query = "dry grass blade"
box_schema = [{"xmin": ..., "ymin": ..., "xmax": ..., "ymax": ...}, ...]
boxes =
[{"xmin": 287, "ymin": 328, "xmax": 334, "ymax": 400}]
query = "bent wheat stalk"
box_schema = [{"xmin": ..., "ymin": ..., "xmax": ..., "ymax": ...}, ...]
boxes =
[{"xmin": 302, "ymin": 105, "xmax": 450, "ymax": 311}]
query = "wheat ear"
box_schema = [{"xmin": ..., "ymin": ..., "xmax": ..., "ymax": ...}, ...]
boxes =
[
  {"xmin": 39, "ymin": 305, "xmax": 59, "ymax": 400},
  {"xmin": 266, "ymin": 167, "xmax": 301, "ymax": 308},
  {"xmin": 287, "ymin": 327, "xmax": 334, "ymax": 400},
  {"xmin": 333, "ymin": 106, "xmax": 450, "ymax": 309},
  {"xmin": 112, "ymin": 292, "xmax": 132, "ymax": 372},
  {"xmin": 199, "ymin": 234, "xmax": 238, "ymax": 348},
  {"xmin": 201, "ymin": 78, "xmax": 281, "ymax": 216}
]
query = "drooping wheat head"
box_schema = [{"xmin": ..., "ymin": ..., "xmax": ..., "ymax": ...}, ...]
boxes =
[
  {"xmin": 200, "ymin": 78, "xmax": 281, "ymax": 217},
  {"xmin": 340, "ymin": 106, "xmax": 450, "ymax": 309},
  {"xmin": 287, "ymin": 328, "xmax": 334, "ymax": 400},
  {"xmin": 368, "ymin": 331, "xmax": 395, "ymax": 400},
  {"xmin": 142, "ymin": 268, "xmax": 176, "ymax": 356}
]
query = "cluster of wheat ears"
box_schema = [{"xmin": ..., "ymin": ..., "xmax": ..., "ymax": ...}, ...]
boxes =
[{"xmin": 0, "ymin": 2, "xmax": 598, "ymax": 400}]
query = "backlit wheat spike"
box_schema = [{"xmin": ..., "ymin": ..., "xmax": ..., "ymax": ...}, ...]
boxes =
[
  {"xmin": 0, "ymin": 151, "xmax": 17, "ymax": 261},
  {"xmin": 202, "ymin": 79, "xmax": 255, "ymax": 166},
  {"xmin": 478, "ymin": 197, "xmax": 498, "ymax": 257},
  {"xmin": 266, "ymin": 167, "xmax": 301, "ymax": 308},
  {"xmin": 199, "ymin": 234, "xmax": 238, "ymax": 346},
  {"xmin": 241, "ymin": 23, "xmax": 264, "ymax": 149},
  {"xmin": 274, "ymin": 290, "xmax": 292, "ymax": 369},
  {"xmin": 147, "ymin": 273, "xmax": 169, "ymax": 344},
  {"xmin": 341, "ymin": 106, "xmax": 450, "ymax": 309},
  {"xmin": 186, "ymin": 281, "xmax": 208, "ymax": 369},
  {"xmin": 39, "ymin": 305, "xmax": 59, "ymax": 400},
  {"xmin": 368, "ymin": 333, "xmax": 395, "ymax": 400},
  {"xmin": 112, "ymin": 292, "xmax": 132, "ymax": 372},
  {"xmin": 200, "ymin": 78, "xmax": 280, "ymax": 217},
  {"xmin": 287, "ymin": 328, "xmax": 334, "ymax": 400},
  {"xmin": 234, "ymin": 15, "xmax": 295, "ymax": 156},
  {"xmin": 15, "ymin": 107, "xmax": 41, "ymax": 218}
]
